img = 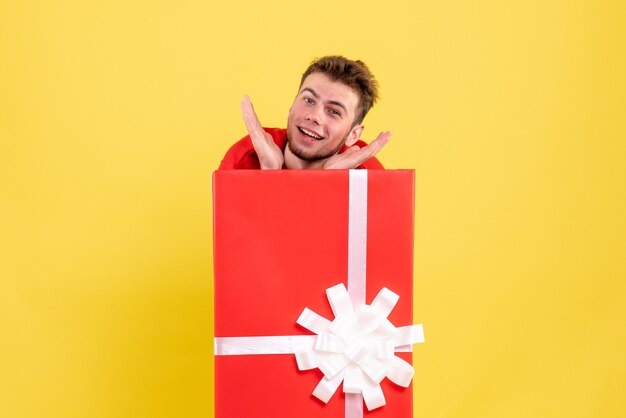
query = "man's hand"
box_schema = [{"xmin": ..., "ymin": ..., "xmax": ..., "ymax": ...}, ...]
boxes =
[
  {"xmin": 241, "ymin": 95, "xmax": 284, "ymax": 170},
  {"xmin": 321, "ymin": 131, "xmax": 391, "ymax": 169}
]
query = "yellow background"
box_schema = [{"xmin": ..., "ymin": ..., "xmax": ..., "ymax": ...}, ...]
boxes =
[{"xmin": 1, "ymin": 0, "xmax": 625, "ymax": 417}]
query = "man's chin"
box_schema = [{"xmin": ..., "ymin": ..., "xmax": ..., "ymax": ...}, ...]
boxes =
[
  {"xmin": 287, "ymin": 139, "xmax": 340, "ymax": 163},
  {"xmin": 287, "ymin": 140, "xmax": 322, "ymax": 162}
]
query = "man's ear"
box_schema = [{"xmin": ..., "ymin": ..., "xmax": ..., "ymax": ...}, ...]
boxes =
[{"xmin": 345, "ymin": 124, "xmax": 364, "ymax": 147}]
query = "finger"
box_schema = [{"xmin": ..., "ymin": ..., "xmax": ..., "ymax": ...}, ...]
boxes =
[
  {"xmin": 241, "ymin": 96, "xmax": 262, "ymax": 131},
  {"xmin": 241, "ymin": 96, "xmax": 266, "ymax": 139},
  {"xmin": 371, "ymin": 131, "xmax": 392, "ymax": 147},
  {"xmin": 359, "ymin": 131, "xmax": 391, "ymax": 159},
  {"xmin": 343, "ymin": 132, "xmax": 391, "ymax": 167}
]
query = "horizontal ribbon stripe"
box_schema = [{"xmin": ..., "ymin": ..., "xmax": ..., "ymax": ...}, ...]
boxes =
[
  {"xmin": 214, "ymin": 335, "xmax": 315, "ymax": 355},
  {"xmin": 214, "ymin": 335, "xmax": 415, "ymax": 356}
]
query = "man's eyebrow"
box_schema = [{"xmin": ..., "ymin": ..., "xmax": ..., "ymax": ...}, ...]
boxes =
[
  {"xmin": 301, "ymin": 87, "xmax": 348, "ymax": 114},
  {"xmin": 301, "ymin": 87, "xmax": 319, "ymax": 98}
]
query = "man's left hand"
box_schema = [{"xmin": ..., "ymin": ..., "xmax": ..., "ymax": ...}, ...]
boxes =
[{"xmin": 321, "ymin": 131, "xmax": 391, "ymax": 169}]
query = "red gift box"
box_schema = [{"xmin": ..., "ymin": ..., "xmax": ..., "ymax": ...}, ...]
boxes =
[{"xmin": 212, "ymin": 170, "xmax": 420, "ymax": 418}]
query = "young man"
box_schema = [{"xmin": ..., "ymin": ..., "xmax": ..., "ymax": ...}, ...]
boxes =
[{"xmin": 219, "ymin": 56, "xmax": 390, "ymax": 170}]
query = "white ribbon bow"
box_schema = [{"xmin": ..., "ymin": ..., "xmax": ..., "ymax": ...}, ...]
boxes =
[{"xmin": 295, "ymin": 283, "xmax": 425, "ymax": 411}]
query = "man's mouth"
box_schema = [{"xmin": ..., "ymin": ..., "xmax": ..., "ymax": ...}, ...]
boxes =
[{"xmin": 298, "ymin": 127, "xmax": 324, "ymax": 141}]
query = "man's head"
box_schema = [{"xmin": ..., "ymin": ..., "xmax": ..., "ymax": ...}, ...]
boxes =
[
  {"xmin": 285, "ymin": 56, "xmax": 379, "ymax": 166},
  {"xmin": 299, "ymin": 56, "xmax": 379, "ymax": 125}
]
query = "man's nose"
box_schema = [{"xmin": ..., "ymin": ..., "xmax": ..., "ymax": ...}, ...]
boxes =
[{"xmin": 305, "ymin": 106, "xmax": 323, "ymax": 124}]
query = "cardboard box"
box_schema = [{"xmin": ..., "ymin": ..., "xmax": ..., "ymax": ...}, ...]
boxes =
[{"xmin": 213, "ymin": 170, "xmax": 418, "ymax": 417}]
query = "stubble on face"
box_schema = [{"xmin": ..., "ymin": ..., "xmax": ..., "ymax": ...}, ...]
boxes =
[{"xmin": 286, "ymin": 134, "xmax": 346, "ymax": 162}]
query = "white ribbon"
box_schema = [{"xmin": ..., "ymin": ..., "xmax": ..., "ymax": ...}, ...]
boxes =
[
  {"xmin": 214, "ymin": 170, "xmax": 425, "ymax": 416},
  {"xmin": 214, "ymin": 335, "xmax": 316, "ymax": 355},
  {"xmin": 348, "ymin": 169, "xmax": 368, "ymax": 308},
  {"xmin": 295, "ymin": 283, "xmax": 424, "ymax": 411}
]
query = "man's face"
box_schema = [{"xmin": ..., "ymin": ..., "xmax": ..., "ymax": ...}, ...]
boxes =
[{"xmin": 286, "ymin": 72, "xmax": 362, "ymax": 162}]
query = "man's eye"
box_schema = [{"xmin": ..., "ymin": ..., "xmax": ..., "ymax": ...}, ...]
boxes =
[
  {"xmin": 329, "ymin": 109, "xmax": 341, "ymax": 117},
  {"xmin": 304, "ymin": 97, "xmax": 314, "ymax": 105}
]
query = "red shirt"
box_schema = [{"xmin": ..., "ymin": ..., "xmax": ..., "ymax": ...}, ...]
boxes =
[{"xmin": 219, "ymin": 128, "xmax": 384, "ymax": 170}]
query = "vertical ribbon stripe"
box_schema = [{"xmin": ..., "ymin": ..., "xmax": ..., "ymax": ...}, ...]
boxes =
[
  {"xmin": 348, "ymin": 169, "xmax": 368, "ymax": 308},
  {"xmin": 346, "ymin": 170, "xmax": 368, "ymax": 417}
]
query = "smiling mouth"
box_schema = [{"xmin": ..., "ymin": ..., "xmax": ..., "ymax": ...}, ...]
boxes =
[{"xmin": 298, "ymin": 127, "xmax": 324, "ymax": 140}]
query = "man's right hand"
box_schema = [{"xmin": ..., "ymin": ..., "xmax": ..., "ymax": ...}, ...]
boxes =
[{"xmin": 241, "ymin": 96, "xmax": 284, "ymax": 170}]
